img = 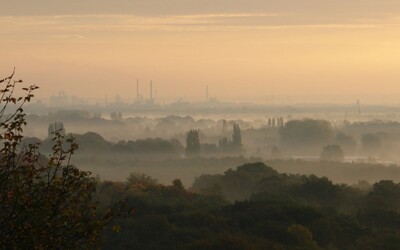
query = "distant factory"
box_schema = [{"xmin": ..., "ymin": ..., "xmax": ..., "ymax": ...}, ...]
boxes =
[{"xmin": 135, "ymin": 80, "xmax": 156, "ymax": 105}]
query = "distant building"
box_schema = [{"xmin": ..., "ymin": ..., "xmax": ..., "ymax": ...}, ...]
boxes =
[{"xmin": 48, "ymin": 122, "xmax": 65, "ymax": 138}]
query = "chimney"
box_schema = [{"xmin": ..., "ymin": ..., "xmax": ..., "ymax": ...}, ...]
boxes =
[
  {"xmin": 206, "ymin": 85, "xmax": 209, "ymax": 102},
  {"xmin": 150, "ymin": 80, "xmax": 153, "ymax": 101},
  {"xmin": 136, "ymin": 79, "xmax": 139, "ymax": 102}
]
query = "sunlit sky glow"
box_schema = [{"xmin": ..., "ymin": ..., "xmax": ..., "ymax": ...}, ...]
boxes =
[{"xmin": 2, "ymin": 1, "xmax": 400, "ymax": 104}]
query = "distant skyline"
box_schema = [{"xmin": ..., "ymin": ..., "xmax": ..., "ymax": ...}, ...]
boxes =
[
  {"xmin": 43, "ymin": 90, "xmax": 400, "ymax": 106},
  {"xmin": 2, "ymin": 1, "xmax": 400, "ymax": 103}
]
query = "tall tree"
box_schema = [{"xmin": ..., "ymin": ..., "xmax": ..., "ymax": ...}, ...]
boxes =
[
  {"xmin": 186, "ymin": 129, "xmax": 200, "ymax": 155},
  {"xmin": 232, "ymin": 123, "xmax": 242, "ymax": 152},
  {"xmin": 47, "ymin": 121, "xmax": 65, "ymax": 138}
]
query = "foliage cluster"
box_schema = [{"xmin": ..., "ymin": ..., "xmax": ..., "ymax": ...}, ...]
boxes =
[
  {"xmin": 265, "ymin": 159, "xmax": 400, "ymax": 184},
  {"xmin": 279, "ymin": 119, "xmax": 334, "ymax": 154},
  {"xmin": 96, "ymin": 162, "xmax": 400, "ymax": 249},
  {"xmin": 39, "ymin": 132, "xmax": 184, "ymax": 156},
  {"xmin": 0, "ymin": 72, "xmax": 119, "ymax": 248},
  {"xmin": 320, "ymin": 144, "xmax": 345, "ymax": 162},
  {"xmin": 185, "ymin": 129, "xmax": 201, "ymax": 155}
]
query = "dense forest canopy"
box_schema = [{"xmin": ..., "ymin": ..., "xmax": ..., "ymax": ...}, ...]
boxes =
[{"xmin": 97, "ymin": 162, "xmax": 400, "ymax": 249}]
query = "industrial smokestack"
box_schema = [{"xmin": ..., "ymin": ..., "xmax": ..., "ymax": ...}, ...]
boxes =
[
  {"xmin": 136, "ymin": 79, "xmax": 139, "ymax": 103},
  {"xmin": 150, "ymin": 80, "xmax": 153, "ymax": 101},
  {"xmin": 206, "ymin": 85, "xmax": 208, "ymax": 102}
]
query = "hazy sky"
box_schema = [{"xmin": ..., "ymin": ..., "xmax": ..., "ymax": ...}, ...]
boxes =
[{"xmin": 2, "ymin": 1, "xmax": 400, "ymax": 103}]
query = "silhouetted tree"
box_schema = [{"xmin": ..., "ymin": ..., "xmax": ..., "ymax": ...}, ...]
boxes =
[
  {"xmin": 320, "ymin": 144, "xmax": 345, "ymax": 162},
  {"xmin": 278, "ymin": 117, "xmax": 284, "ymax": 127},
  {"xmin": 362, "ymin": 133, "xmax": 382, "ymax": 156},
  {"xmin": 186, "ymin": 129, "xmax": 201, "ymax": 155},
  {"xmin": 335, "ymin": 132, "xmax": 356, "ymax": 155},
  {"xmin": 221, "ymin": 119, "xmax": 228, "ymax": 132},
  {"xmin": 267, "ymin": 118, "xmax": 272, "ymax": 128},
  {"xmin": 279, "ymin": 119, "xmax": 334, "ymax": 154},
  {"xmin": 231, "ymin": 123, "xmax": 242, "ymax": 152},
  {"xmin": 47, "ymin": 121, "xmax": 65, "ymax": 138},
  {"xmin": 218, "ymin": 137, "xmax": 230, "ymax": 152},
  {"xmin": 0, "ymin": 71, "xmax": 120, "ymax": 248},
  {"xmin": 172, "ymin": 179, "xmax": 184, "ymax": 190},
  {"xmin": 126, "ymin": 172, "xmax": 158, "ymax": 188}
]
